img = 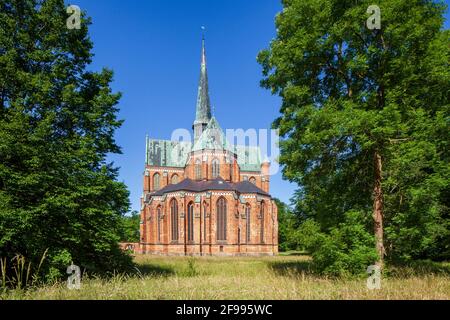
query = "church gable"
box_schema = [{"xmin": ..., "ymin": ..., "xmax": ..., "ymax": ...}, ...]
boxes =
[{"xmin": 192, "ymin": 117, "xmax": 234, "ymax": 153}]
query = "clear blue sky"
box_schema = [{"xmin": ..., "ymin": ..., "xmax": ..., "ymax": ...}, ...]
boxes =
[
  {"xmin": 71, "ymin": 0, "xmax": 449, "ymax": 214},
  {"xmin": 71, "ymin": 0, "xmax": 297, "ymax": 213}
]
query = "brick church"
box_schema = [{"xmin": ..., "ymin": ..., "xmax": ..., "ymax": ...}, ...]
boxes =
[{"xmin": 139, "ymin": 37, "xmax": 278, "ymax": 256}]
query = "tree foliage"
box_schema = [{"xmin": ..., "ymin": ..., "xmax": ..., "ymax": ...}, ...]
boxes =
[
  {"xmin": 259, "ymin": 0, "xmax": 449, "ymax": 266},
  {"xmin": 119, "ymin": 211, "xmax": 140, "ymax": 243},
  {"xmin": 0, "ymin": 0, "xmax": 133, "ymax": 280},
  {"xmin": 300, "ymin": 212, "xmax": 378, "ymax": 276},
  {"xmin": 274, "ymin": 198, "xmax": 298, "ymax": 252}
]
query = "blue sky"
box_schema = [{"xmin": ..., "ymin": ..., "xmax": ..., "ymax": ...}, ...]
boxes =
[
  {"xmin": 71, "ymin": 0, "xmax": 450, "ymax": 214},
  {"xmin": 72, "ymin": 0, "xmax": 296, "ymax": 213}
]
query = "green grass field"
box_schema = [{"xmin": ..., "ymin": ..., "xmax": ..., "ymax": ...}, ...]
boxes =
[{"xmin": 2, "ymin": 254, "xmax": 449, "ymax": 300}]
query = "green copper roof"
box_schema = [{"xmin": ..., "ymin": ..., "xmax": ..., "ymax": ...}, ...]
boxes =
[
  {"xmin": 146, "ymin": 136, "xmax": 262, "ymax": 172},
  {"xmin": 192, "ymin": 117, "xmax": 234, "ymax": 153},
  {"xmin": 194, "ymin": 37, "xmax": 212, "ymax": 125},
  {"xmin": 234, "ymin": 145, "xmax": 262, "ymax": 172},
  {"xmin": 146, "ymin": 139, "xmax": 192, "ymax": 167}
]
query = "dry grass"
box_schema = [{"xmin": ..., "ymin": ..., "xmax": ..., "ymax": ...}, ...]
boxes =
[{"xmin": 1, "ymin": 254, "xmax": 449, "ymax": 300}]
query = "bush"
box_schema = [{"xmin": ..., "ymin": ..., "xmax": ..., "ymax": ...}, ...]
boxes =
[{"xmin": 300, "ymin": 211, "xmax": 378, "ymax": 277}]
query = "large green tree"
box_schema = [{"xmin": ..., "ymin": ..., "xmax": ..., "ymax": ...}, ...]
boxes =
[
  {"xmin": 0, "ymin": 0, "xmax": 132, "ymax": 279},
  {"xmin": 259, "ymin": 0, "xmax": 449, "ymax": 266}
]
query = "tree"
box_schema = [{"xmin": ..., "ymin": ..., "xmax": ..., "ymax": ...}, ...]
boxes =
[
  {"xmin": 119, "ymin": 211, "xmax": 140, "ymax": 243},
  {"xmin": 0, "ymin": 0, "xmax": 132, "ymax": 280},
  {"xmin": 274, "ymin": 198, "xmax": 298, "ymax": 252},
  {"xmin": 259, "ymin": 0, "xmax": 449, "ymax": 267}
]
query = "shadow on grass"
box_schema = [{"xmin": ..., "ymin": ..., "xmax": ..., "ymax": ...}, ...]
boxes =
[
  {"xmin": 135, "ymin": 263, "xmax": 176, "ymax": 277},
  {"xmin": 278, "ymin": 251, "xmax": 310, "ymax": 257},
  {"xmin": 387, "ymin": 260, "xmax": 450, "ymax": 278},
  {"xmin": 267, "ymin": 260, "xmax": 314, "ymax": 277}
]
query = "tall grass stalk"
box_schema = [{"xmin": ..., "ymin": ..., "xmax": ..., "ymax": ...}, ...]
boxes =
[
  {"xmin": 0, "ymin": 249, "xmax": 48, "ymax": 290},
  {"xmin": 1, "ymin": 257, "xmax": 6, "ymax": 290}
]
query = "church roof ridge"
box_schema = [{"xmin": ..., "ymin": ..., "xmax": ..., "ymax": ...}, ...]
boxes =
[{"xmin": 150, "ymin": 177, "xmax": 270, "ymax": 198}]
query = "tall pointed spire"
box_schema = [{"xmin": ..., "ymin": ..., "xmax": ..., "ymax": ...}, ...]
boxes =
[{"xmin": 193, "ymin": 32, "xmax": 212, "ymax": 141}]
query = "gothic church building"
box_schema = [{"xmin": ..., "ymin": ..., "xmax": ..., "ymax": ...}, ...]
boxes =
[{"xmin": 139, "ymin": 38, "xmax": 278, "ymax": 256}]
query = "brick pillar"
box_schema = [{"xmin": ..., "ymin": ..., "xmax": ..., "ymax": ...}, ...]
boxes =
[
  {"xmin": 147, "ymin": 206, "xmax": 152, "ymax": 245},
  {"xmin": 163, "ymin": 200, "xmax": 169, "ymax": 253},
  {"xmin": 162, "ymin": 171, "xmax": 168, "ymax": 188},
  {"xmin": 261, "ymin": 161, "xmax": 270, "ymax": 193},
  {"xmin": 143, "ymin": 168, "xmax": 150, "ymax": 192},
  {"xmin": 202, "ymin": 159, "xmax": 207, "ymax": 180},
  {"xmin": 234, "ymin": 161, "xmax": 240, "ymax": 182}
]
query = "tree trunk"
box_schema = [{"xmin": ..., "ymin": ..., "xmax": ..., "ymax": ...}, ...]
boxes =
[{"xmin": 373, "ymin": 151, "xmax": 385, "ymax": 267}]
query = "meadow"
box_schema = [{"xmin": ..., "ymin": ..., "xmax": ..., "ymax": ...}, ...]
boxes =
[{"xmin": 1, "ymin": 253, "xmax": 449, "ymax": 300}]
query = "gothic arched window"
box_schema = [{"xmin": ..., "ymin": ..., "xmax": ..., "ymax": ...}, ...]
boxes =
[
  {"xmin": 153, "ymin": 173, "xmax": 161, "ymax": 190},
  {"xmin": 245, "ymin": 204, "xmax": 251, "ymax": 243},
  {"xmin": 260, "ymin": 202, "xmax": 265, "ymax": 244},
  {"xmin": 203, "ymin": 202, "xmax": 208, "ymax": 241},
  {"xmin": 171, "ymin": 174, "xmax": 178, "ymax": 184},
  {"xmin": 249, "ymin": 177, "xmax": 256, "ymax": 185},
  {"xmin": 157, "ymin": 207, "xmax": 161, "ymax": 243},
  {"xmin": 212, "ymin": 159, "xmax": 220, "ymax": 178},
  {"xmin": 216, "ymin": 197, "xmax": 227, "ymax": 241},
  {"xmin": 170, "ymin": 199, "xmax": 178, "ymax": 241},
  {"xmin": 187, "ymin": 202, "xmax": 194, "ymax": 242},
  {"xmin": 195, "ymin": 159, "xmax": 202, "ymax": 180}
]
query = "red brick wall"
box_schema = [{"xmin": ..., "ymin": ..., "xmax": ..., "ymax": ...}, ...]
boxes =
[
  {"xmin": 140, "ymin": 151, "xmax": 277, "ymax": 256},
  {"xmin": 140, "ymin": 192, "xmax": 278, "ymax": 256}
]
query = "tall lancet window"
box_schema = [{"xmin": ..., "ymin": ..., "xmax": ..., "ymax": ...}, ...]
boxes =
[
  {"xmin": 203, "ymin": 201, "xmax": 208, "ymax": 241},
  {"xmin": 170, "ymin": 199, "xmax": 178, "ymax": 241},
  {"xmin": 187, "ymin": 202, "xmax": 194, "ymax": 242},
  {"xmin": 245, "ymin": 204, "xmax": 251, "ymax": 243},
  {"xmin": 260, "ymin": 202, "xmax": 265, "ymax": 244},
  {"xmin": 195, "ymin": 159, "xmax": 202, "ymax": 180},
  {"xmin": 153, "ymin": 173, "xmax": 160, "ymax": 191},
  {"xmin": 157, "ymin": 207, "xmax": 161, "ymax": 243},
  {"xmin": 212, "ymin": 159, "xmax": 220, "ymax": 178},
  {"xmin": 216, "ymin": 197, "xmax": 227, "ymax": 241}
]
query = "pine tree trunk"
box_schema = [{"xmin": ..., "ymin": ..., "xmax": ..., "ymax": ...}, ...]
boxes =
[{"xmin": 373, "ymin": 151, "xmax": 385, "ymax": 267}]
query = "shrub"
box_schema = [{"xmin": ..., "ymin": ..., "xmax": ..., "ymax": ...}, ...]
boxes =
[{"xmin": 300, "ymin": 211, "xmax": 378, "ymax": 277}]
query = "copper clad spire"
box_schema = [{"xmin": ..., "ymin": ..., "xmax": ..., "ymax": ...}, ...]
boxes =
[{"xmin": 193, "ymin": 31, "xmax": 212, "ymax": 141}]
